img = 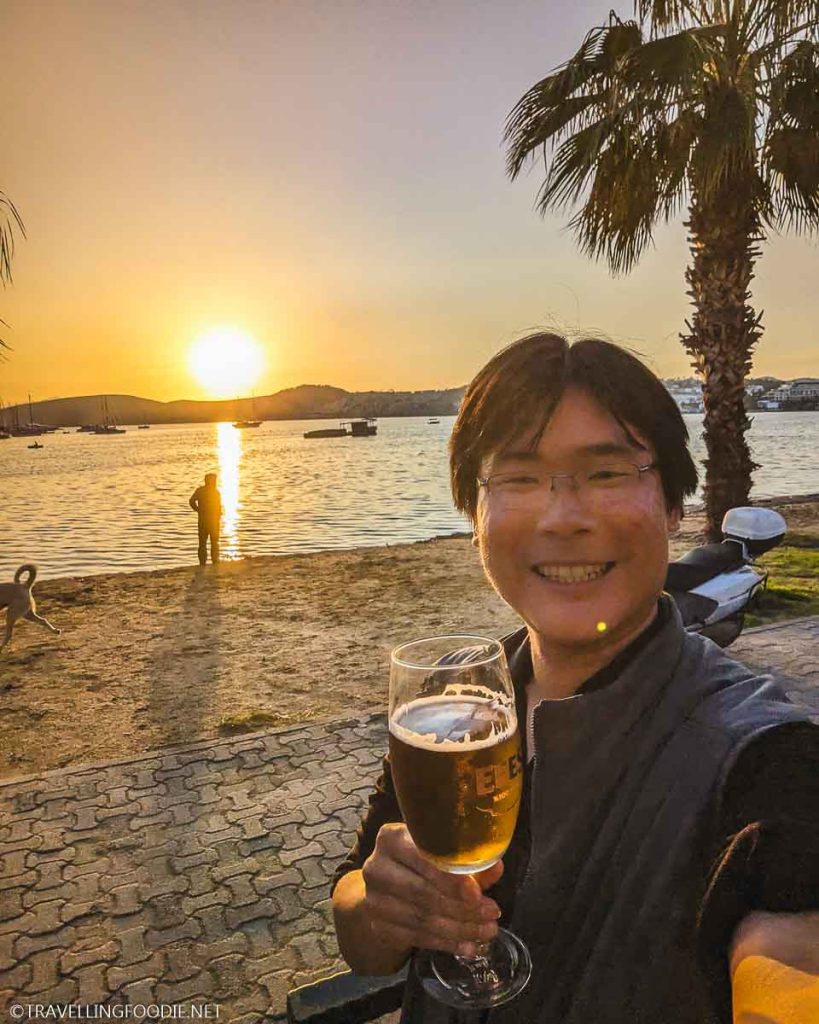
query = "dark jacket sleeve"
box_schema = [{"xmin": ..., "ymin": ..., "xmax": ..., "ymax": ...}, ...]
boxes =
[
  {"xmin": 697, "ymin": 720, "xmax": 819, "ymax": 1022},
  {"xmin": 330, "ymin": 754, "xmax": 403, "ymax": 896}
]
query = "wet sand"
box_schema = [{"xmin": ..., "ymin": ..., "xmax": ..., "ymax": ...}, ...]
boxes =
[{"xmin": 1, "ymin": 497, "xmax": 817, "ymax": 779}]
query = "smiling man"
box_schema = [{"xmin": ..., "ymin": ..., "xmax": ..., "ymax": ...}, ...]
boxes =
[{"xmin": 332, "ymin": 334, "xmax": 819, "ymax": 1023}]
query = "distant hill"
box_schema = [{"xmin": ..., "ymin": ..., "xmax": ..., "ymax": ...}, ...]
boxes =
[{"xmin": 3, "ymin": 384, "xmax": 468, "ymax": 427}]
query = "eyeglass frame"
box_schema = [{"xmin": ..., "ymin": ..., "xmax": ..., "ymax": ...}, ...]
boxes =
[{"xmin": 476, "ymin": 460, "xmax": 659, "ymax": 500}]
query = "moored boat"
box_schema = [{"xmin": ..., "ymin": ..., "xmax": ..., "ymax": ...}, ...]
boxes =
[{"xmin": 304, "ymin": 427, "xmax": 348, "ymax": 439}]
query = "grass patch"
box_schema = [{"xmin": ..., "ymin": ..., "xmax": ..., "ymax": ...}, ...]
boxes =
[
  {"xmin": 745, "ymin": 543, "xmax": 819, "ymax": 627},
  {"xmin": 216, "ymin": 709, "xmax": 315, "ymax": 735}
]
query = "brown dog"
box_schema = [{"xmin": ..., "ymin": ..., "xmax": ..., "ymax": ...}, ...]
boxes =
[{"xmin": 0, "ymin": 564, "xmax": 61, "ymax": 652}]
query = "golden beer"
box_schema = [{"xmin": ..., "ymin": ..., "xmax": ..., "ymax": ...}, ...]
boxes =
[{"xmin": 389, "ymin": 694, "xmax": 522, "ymax": 873}]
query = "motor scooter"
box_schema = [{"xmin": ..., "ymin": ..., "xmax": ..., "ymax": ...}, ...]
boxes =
[{"xmin": 666, "ymin": 506, "xmax": 786, "ymax": 648}]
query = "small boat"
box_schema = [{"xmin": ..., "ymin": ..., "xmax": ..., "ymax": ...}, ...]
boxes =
[
  {"xmin": 341, "ymin": 417, "xmax": 378, "ymax": 437},
  {"xmin": 28, "ymin": 441, "xmax": 44, "ymax": 449},
  {"xmin": 304, "ymin": 427, "xmax": 348, "ymax": 439},
  {"xmin": 138, "ymin": 424, "xmax": 151, "ymax": 429},
  {"xmin": 427, "ymin": 418, "xmax": 440, "ymax": 425}
]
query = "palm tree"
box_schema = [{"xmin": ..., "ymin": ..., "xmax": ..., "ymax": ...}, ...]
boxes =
[
  {"xmin": 505, "ymin": 0, "xmax": 819, "ymax": 539},
  {"xmin": 0, "ymin": 191, "xmax": 25, "ymax": 360}
]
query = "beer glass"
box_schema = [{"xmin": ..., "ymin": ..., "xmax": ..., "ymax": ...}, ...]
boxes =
[{"xmin": 389, "ymin": 635, "xmax": 532, "ymax": 1009}]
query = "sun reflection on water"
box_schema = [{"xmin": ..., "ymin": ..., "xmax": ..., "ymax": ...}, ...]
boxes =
[{"xmin": 216, "ymin": 422, "xmax": 242, "ymax": 560}]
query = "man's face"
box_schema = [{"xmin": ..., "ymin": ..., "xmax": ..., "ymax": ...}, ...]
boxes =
[{"xmin": 475, "ymin": 387, "xmax": 680, "ymax": 649}]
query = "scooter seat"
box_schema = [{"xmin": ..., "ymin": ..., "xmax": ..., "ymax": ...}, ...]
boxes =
[{"xmin": 665, "ymin": 540, "xmax": 745, "ymax": 592}]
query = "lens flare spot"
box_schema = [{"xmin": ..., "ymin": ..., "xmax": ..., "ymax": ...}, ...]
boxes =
[{"xmin": 596, "ymin": 621, "xmax": 608, "ymax": 634}]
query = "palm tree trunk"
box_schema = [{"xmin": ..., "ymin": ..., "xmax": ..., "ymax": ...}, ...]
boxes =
[{"xmin": 680, "ymin": 179, "xmax": 763, "ymax": 541}]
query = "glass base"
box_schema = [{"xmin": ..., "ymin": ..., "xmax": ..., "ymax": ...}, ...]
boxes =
[{"xmin": 414, "ymin": 928, "xmax": 532, "ymax": 1010}]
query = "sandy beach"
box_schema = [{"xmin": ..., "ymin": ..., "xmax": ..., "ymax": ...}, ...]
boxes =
[{"xmin": 1, "ymin": 497, "xmax": 817, "ymax": 779}]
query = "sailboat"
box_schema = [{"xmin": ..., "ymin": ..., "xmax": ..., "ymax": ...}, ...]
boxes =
[
  {"xmin": 232, "ymin": 394, "xmax": 261, "ymax": 429},
  {"xmin": 9, "ymin": 394, "xmax": 49, "ymax": 436},
  {"xmin": 93, "ymin": 396, "xmax": 126, "ymax": 434}
]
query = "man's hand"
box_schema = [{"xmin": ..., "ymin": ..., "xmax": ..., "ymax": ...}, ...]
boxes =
[
  {"xmin": 333, "ymin": 822, "xmax": 504, "ymax": 975},
  {"xmin": 360, "ymin": 823, "xmax": 503, "ymax": 958},
  {"xmin": 730, "ymin": 910, "xmax": 819, "ymax": 1022}
]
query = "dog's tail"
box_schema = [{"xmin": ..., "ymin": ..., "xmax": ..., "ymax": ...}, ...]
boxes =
[{"xmin": 13, "ymin": 564, "xmax": 37, "ymax": 588}]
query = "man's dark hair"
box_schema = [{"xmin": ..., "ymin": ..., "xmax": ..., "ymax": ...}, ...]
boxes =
[
  {"xmin": 205, "ymin": 473, "xmax": 217, "ymax": 484},
  {"xmin": 450, "ymin": 332, "xmax": 698, "ymax": 521}
]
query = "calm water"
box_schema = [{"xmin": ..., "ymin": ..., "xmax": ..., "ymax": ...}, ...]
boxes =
[{"xmin": 1, "ymin": 413, "xmax": 817, "ymax": 580}]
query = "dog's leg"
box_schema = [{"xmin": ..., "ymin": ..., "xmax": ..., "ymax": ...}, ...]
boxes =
[
  {"xmin": 24, "ymin": 610, "xmax": 61, "ymax": 635},
  {"xmin": 0, "ymin": 609, "xmax": 16, "ymax": 650}
]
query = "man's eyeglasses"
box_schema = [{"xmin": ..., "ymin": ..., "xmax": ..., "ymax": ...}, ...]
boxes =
[{"xmin": 477, "ymin": 460, "xmax": 658, "ymax": 509}]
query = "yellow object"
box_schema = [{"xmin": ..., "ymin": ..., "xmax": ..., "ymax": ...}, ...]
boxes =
[
  {"xmin": 596, "ymin": 621, "xmax": 608, "ymax": 633},
  {"xmin": 732, "ymin": 955, "xmax": 819, "ymax": 1022}
]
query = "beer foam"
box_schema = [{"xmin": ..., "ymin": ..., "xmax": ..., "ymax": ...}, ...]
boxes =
[{"xmin": 390, "ymin": 689, "xmax": 517, "ymax": 751}]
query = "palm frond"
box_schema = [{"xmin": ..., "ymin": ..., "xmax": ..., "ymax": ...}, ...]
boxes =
[
  {"xmin": 536, "ymin": 116, "xmax": 619, "ymax": 211},
  {"xmin": 505, "ymin": 25, "xmax": 611, "ymax": 178},
  {"xmin": 571, "ymin": 139, "xmax": 661, "ymax": 273},
  {"xmin": 625, "ymin": 23, "xmax": 723, "ymax": 84},
  {"xmin": 763, "ymin": 126, "xmax": 819, "ymax": 229},
  {"xmin": 0, "ymin": 317, "xmax": 11, "ymax": 359},
  {"xmin": 0, "ymin": 192, "xmax": 25, "ymax": 287},
  {"xmin": 634, "ymin": 0, "xmax": 702, "ymax": 32}
]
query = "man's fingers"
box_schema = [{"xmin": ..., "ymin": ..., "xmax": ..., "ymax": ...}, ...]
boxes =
[
  {"xmin": 364, "ymin": 848, "xmax": 489, "ymax": 920},
  {"xmin": 379, "ymin": 826, "xmax": 484, "ymax": 900},
  {"xmin": 368, "ymin": 892, "xmax": 500, "ymax": 953},
  {"xmin": 475, "ymin": 859, "xmax": 504, "ymax": 890},
  {"xmin": 374, "ymin": 825, "xmax": 500, "ymax": 913}
]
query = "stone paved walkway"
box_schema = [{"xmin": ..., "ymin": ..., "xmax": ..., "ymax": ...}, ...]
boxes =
[{"xmin": 1, "ymin": 617, "xmax": 817, "ymax": 1022}]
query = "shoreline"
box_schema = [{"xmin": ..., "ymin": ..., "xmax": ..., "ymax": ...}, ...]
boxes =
[
  {"xmin": 1, "ymin": 495, "xmax": 816, "ymax": 780},
  {"xmin": 10, "ymin": 492, "xmax": 819, "ymax": 586}
]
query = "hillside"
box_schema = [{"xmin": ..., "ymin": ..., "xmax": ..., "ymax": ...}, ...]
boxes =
[{"xmin": 3, "ymin": 384, "xmax": 467, "ymax": 427}]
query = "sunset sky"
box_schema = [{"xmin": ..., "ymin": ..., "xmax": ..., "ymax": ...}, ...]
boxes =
[{"xmin": 2, "ymin": 0, "xmax": 817, "ymax": 405}]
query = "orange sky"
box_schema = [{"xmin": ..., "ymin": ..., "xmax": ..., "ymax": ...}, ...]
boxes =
[{"xmin": 1, "ymin": 1, "xmax": 816, "ymax": 405}]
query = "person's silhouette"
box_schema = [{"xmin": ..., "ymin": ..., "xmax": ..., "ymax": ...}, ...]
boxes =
[{"xmin": 189, "ymin": 472, "xmax": 222, "ymax": 565}]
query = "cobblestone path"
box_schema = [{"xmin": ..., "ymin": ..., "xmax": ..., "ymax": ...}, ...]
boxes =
[{"xmin": 1, "ymin": 617, "xmax": 816, "ymax": 1022}]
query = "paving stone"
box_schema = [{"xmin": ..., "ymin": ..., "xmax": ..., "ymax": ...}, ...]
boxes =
[
  {"xmin": 195, "ymin": 906, "xmax": 231, "ymax": 942},
  {"xmin": 146, "ymin": 893, "xmax": 188, "ymax": 930},
  {"xmin": 116, "ymin": 925, "xmax": 151, "ymax": 966},
  {"xmin": 107, "ymin": 951, "xmax": 165, "ymax": 989},
  {"xmin": 224, "ymin": 898, "xmax": 279, "ymax": 930},
  {"xmin": 163, "ymin": 944, "xmax": 204, "ymax": 982},
  {"xmin": 145, "ymin": 917, "xmax": 202, "ymax": 948},
  {"xmin": 253, "ymin": 868, "xmax": 302, "ymax": 896},
  {"xmin": 235, "ymin": 918, "xmax": 274, "ymax": 957},
  {"xmin": 25, "ymin": 948, "xmax": 62, "ymax": 993},
  {"xmin": 180, "ymin": 889, "xmax": 231, "ymax": 916},
  {"xmin": 61, "ymin": 900, "xmax": 104, "ymax": 926},
  {"xmin": 120, "ymin": 976, "xmax": 159, "ymax": 1004},
  {"xmin": 60, "ymin": 938, "xmax": 120, "ymax": 974},
  {"xmin": 76, "ymin": 962, "xmax": 110, "ymax": 1004},
  {"xmin": 220, "ymin": 874, "xmax": 258, "ymax": 907},
  {"xmin": 154, "ymin": 971, "xmax": 213, "ymax": 1003},
  {"xmin": 0, "ymin": 958, "xmax": 33, "ymax": 993},
  {"xmin": 108, "ymin": 884, "xmax": 142, "ymax": 916},
  {"xmin": 279, "ymin": 841, "xmax": 324, "ymax": 867}
]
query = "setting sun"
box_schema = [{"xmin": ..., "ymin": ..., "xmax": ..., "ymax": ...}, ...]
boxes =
[{"xmin": 187, "ymin": 326, "xmax": 266, "ymax": 398}]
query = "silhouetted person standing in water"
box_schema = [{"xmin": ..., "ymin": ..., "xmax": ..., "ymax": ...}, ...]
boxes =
[{"xmin": 189, "ymin": 473, "xmax": 222, "ymax": 565}]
